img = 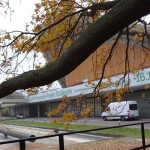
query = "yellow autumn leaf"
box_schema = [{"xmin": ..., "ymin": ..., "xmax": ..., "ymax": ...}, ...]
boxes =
[{"xmin": 144, "ymin": 85, "xmax": 149, "ymax": 89}]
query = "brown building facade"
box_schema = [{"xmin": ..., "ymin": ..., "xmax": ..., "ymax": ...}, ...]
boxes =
[
  {"xmin": 9, "ymin": 39, "xmax": 150, "ymax": 118},
  {"xmin": 65, "ymin": 41, "xmax": 150, "ymax": 87}
]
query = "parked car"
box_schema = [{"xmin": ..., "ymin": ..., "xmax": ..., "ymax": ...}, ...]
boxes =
[
  {"xmin": 16, "ymin": 113, "xmax": 26, "ymax": 119},
  {"xmin": 102, "ymin": 101, "xmax": 139, "ymax": 121}
]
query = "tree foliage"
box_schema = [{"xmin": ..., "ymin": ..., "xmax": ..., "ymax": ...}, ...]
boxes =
[{"xmin": 0, "ymin": 0, "xmax": 149, "ymax": 102}]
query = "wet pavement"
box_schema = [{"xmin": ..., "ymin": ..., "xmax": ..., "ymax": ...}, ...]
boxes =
[
  {"xmin": 0, "ymin": 124, "xmax": 113, "ymax": 150},
  {"xmin": 0, "ymin": 117, "xmax": 150, "ymax": 149}
]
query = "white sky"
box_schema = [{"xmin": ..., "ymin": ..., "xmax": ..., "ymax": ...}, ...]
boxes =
[
  {"xmin": 0, "ymin": 0, "xmax": 149, "ymax": 91},
  {"xmin": 0, "ymin": 0, "xmax": 61, "ymax": 90},
  {"xmin": 0, "ymin": 0, "xmax": 149, "ymax": 31},
  {"xmin": 0, "ymin": 0, "xmax": 40, "ymax": 31}
]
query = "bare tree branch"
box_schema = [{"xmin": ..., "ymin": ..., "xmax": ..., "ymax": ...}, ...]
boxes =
[
  {"xmin": 0, "ymin": 0, "xmax": 149, "ymax": 98},
  {"xmin": 93, "ymin": 30, "xmax": 123, "ymax": 93}
]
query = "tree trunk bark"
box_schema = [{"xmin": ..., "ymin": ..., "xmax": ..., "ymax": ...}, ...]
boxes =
[{"xmin": 0, "ymin": 0, "xmax": 149, "ymax": 98}]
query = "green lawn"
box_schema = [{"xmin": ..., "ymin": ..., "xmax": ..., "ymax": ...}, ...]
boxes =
[{"xmin": 1, "ymin": 119, "xmax": 150, "ymax": 138}]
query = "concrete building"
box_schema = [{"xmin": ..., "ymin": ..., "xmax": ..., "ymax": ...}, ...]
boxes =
[
  {"xmin": 0, "ymin": 92, "xmax": 28, "ymax": 118},
  {"xmin": 8, "ymin": 67, "xmax": 150, "ymax": 118},
  {"xmin": 7, "ymin": 28, "xmax": 150, "ymax": 118}
]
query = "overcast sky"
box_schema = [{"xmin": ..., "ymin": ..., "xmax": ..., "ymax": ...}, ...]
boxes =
[
  {"xmin": 0, "ymin": 0, "xmax": 40, "ymax": 31},
  {"xmin": 0, "ymin": 0, "xmax": 149, "ymax": 91},
  {"xmin": 0, "ymin": 0, "xmax": 61, "ymax": 90}
]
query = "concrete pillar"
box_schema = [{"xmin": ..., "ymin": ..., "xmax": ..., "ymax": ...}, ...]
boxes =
[
  {"xmin": 0, "ymin": 103, "xmax": 2, "ymax": 121},
  {"xmin": 49, "ymin": 102, "xmax": 52, "ymax": 112},
  {"xmin": 15, "ymin": 107, "xmax": 16, "ymax": 116},
  {"xmin": 37, "ymin": 104, "xmax": 40, "ymax": 117},
  {"xmin": 8, "ymin": 107, "xmax": 10, "ymax": 117}
]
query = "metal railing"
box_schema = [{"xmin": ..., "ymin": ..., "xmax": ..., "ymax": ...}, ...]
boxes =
[{"xmin": 0, "ymin": 121, "xmax": 150, "ymax": 150}]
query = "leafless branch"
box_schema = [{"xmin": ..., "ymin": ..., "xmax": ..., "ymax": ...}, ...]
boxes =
[{"xmin": 93, "ymin": 30, "xmax": 123, "ymax": 93}]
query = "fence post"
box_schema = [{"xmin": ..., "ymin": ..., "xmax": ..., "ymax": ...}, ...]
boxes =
[
  {"xmin": 141, "ymin": 123, "xmax": 146, "ymax": 150},
  {"xmin": 19, "ymin": 140, "xmax": 26, "ymax": 150},
  {"xmin": 59, "ymin": 134, "xmax": 64, "ymax": 150}
]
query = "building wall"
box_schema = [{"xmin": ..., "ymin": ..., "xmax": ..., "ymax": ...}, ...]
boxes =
[
  {"xmin": 122, "ymin": 90, "xmax": 150, "ymax": 118},
  {"xmin": 9, "ymin": 105, "xmax": 29, "ymax": 117},
  {"xmin": 65, "ymin": 42, "xmax": 150, "ymax": 86},
  {"xmin": 9, "ymin": 107, "xmax": 16, "ymax": 117},
  {"xmin": 9, "ymin": 40, "xmax": 150, "ymax": 118},
  {"xmin": 9, "ymin": 89, "xmax": 150, "ymax": 118},
  {"xmin": 22, "ymin": 105, "xmax": 29, "ymax": 117},
  {"xmin": 29, "ymin": 104, "xmax": 38, "ymax": 117},
  {"xmin": 63, "ymin": 41, "xmax": 150, "ymax": 118}
]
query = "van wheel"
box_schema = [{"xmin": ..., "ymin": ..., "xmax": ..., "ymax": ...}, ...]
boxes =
[
  {"xmin": 103, "ymin": 116, "xmax": 107, "ymax": 121},
  {"xmin": 121, "ymin": 116, "xmax": 125, "ymax": 121}
]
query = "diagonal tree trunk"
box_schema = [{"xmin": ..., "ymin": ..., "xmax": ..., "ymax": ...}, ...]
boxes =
[{"xmin": 0, "ymin": 0, "xmax": 149, "ymax": 98}]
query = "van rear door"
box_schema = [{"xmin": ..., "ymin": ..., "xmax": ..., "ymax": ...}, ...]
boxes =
[{"xmin": 129, "ymin": 104, "xmax": 139, "ymax": 117}]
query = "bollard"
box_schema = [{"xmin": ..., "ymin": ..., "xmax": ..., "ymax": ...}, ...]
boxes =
[{"xmin": 118, "ymin": 121, "xmax": 122, "ymax": 126}]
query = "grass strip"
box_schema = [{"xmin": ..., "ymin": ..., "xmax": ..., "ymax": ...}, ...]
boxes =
[{"xmin": 1, "ymin": 119, "xmax": 150, "ymax": 138}]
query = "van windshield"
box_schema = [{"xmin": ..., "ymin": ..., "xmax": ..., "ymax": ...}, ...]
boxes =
[{"xmin": 129, "ymin": 104, "xmax": 138, "ymax": 110}]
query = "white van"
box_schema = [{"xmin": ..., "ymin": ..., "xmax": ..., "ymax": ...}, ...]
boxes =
[{"xmin": 102, "ymin": 101, "xmax": 139, "ymax": 121}]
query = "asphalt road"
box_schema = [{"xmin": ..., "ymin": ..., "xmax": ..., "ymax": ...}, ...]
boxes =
[{"xmin": 11, "ymin": 117, "xmax": 150, "ymax": 129}]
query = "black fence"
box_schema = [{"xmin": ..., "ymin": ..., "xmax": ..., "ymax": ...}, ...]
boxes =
[{"xmin": 0, "ymin": 122, "xmax": 150, "ymax": 150}]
